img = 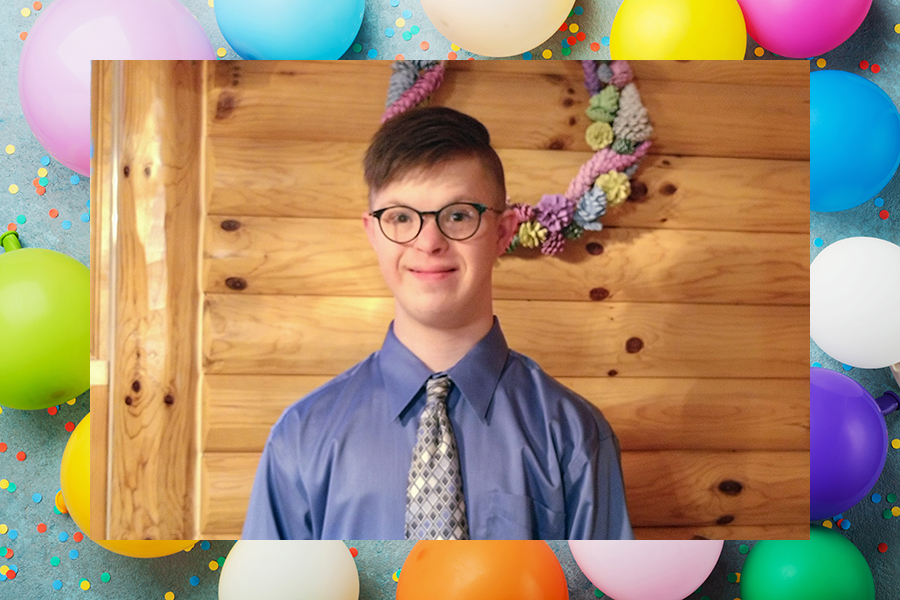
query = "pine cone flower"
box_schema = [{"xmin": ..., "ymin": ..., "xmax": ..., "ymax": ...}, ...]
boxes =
[
  {"xmin": 574, "ymin": 185, "xmax": 607, "ymax": 231},
  {"xmin": 585, "ymin": 121, "xmax": 615, "ymax": 151},
  {"xmin": 517, "ymin": 220, "xmax": 548, "ymax": 249},
  {"xmin": 613, "ymin": 83, "xmax": 653, "ymax": 143},
  {"xmin": 540, "ymin": 232, "xmax": 566, "ymax": 255},
  {"xmin": 595, "ymin": 171, "xmax": 631, "ymax": 207},
  {"xmin": 535, "ymin": 194, "xmax": 576, "ymax": 233}
]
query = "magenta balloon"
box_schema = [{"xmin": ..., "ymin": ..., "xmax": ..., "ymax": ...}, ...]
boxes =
[
  {"xmin": 18, "ymin": 0, "xmax": 215, "ymax": 176},
  {"xmin": 736, "ymin": 0, "xmax": 871, "ymax": 58},
  {"xmin": 569, "ymin": 540, "xmax": 724, "ymax": 600}
]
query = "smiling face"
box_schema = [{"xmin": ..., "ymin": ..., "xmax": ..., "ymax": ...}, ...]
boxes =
[{"xmin": 363, "ymin": 155, "xmax": 519, "ymax": 332}]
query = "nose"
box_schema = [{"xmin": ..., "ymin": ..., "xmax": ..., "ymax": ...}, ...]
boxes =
[{"xmin": 413, "ymin": 213, "xmax": 449, "ymax": 252}]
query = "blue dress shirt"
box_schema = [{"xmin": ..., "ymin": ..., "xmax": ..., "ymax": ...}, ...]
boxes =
[{"xmin": 242, "ymin": 316, "xmax": 633, "ymax": 540}]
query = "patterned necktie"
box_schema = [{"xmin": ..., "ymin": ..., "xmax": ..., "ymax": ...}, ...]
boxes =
[{"xmin": 405, "ymin": 374, "xmax": 470, "ymax": 540}]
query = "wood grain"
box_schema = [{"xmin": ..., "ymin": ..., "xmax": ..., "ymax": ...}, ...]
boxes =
[
  {"xmin": 203, "ymin": 374, "xmax": 808, "ymax": 453},
  {"xmin": 203, "ymin": 216, "xmax": 807, "ymax": 305},
  {"xmin": 207, "ymin": 139, "xmax": 808, "ymax": 233},
  {"xmin": 204, "ymin": 295, "xmax": 808, "ymax": 379},
  {"xmin": 207, "ymin": 61, "xmax": 808, "ymax": 160},
  {"xmin": 103, "ymin": 61, "xmax": 206, "ymax": 540},
  {"xmin": 200, "ymin": 450, "xmax": 808, "ymax": 538}
]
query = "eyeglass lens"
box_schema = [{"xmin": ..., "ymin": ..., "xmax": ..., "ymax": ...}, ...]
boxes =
[{"xmin": 379, "ymin": 203, "xmax": 482, "ymax": 243}]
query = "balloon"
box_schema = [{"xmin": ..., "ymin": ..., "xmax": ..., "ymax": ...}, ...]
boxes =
[
  {"xmin": 419, "ymin": 0, "xmax": 575, "ymax": 57},
  {"xmin": 810, "ymin": 368, "xmax": 898, "ymax": 520},
  {"xmin": 214, "ymin": 0, "xmax": 365, "ymax": 59},
  {"xmin": 60, "ymin": 413, "xmax": 196, "ymax": 558},
  {"xmin": 740, "ymin": 526, "xmax": 875, "ymax": 600},
  {"xmin": 397, "ymin": 541, "xmax": 567, "ymax": 600},
  {"xmin": 610, "ymin": 0, "xmax": 746, "ymax": 59},
  {"xmin": 0, "ymin": 231, "xmax": 88, "ymax": 410},
  {"xmin": 569, "ymin": 540, "xmax": 723, "ymax": 600},
  {"xmin": 219, "ymin": 540, "xmax": 359, "ymax": 600},
  {"xmin": 810, "ymin": 236, "xmax": 900, "ymax": 368},
  {"xmin": 737, "ymin": 0, "xmax": 871, "ymax": 58},
  {"xmin": 811, "ymin": 70, "xmax": 900, "ymax": 212},
  {"xmin": 18, "ymin": 0, "xmax": 215, "ymax": 177}
]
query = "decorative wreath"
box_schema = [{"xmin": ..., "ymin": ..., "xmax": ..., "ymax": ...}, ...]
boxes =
[{"xmin": 381, "ymin": 60, "xmax": 654, "ymax": 256}]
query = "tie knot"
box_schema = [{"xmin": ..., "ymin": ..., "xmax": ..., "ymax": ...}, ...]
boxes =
[{"xmin": 425, "ymin": 375, "xmax": 451, "ymax": 404}]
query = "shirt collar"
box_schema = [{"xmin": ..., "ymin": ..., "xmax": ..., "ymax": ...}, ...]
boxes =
[{"xmin": 380, "ymin": 316, "xmax": 510, "ymax": 423}]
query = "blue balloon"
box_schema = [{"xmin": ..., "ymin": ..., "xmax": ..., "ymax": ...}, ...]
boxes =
[
  {"xmin": 811, "ymin": 70, "xmax": 900, "ymax": 212},
  {"xmin": 214, "ymin": 0, "xmax": 365, "ymax": 60}
]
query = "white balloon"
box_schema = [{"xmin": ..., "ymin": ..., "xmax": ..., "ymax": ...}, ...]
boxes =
[
  {"xmin": 218, "ymin": 540, "xmax": 359, "ymax": 600},
  {"xmin": 810, "ymin": 236, "xmax": 900, "ymax": 368},
  {"xmin": 419, "ymin": 0, "xmax": 576, "ymax": 57}
]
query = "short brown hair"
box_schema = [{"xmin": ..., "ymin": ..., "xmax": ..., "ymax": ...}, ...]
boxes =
[{"xmin": 363, "ymin": 106, "xmax": 506, "ymax": 206}]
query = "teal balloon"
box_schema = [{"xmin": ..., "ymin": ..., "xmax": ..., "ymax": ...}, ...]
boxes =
[
  {"xmin": 0, "ymin": 232, "xmax": 89, "ymax": 410},
  {"xmin": 214, "ymin": 0, "xmax": 365, "ymax": 59},
  {"xmin": 740, "ymin": 526, "xmax": 875, "ymax": 600},
  {"xmin": 811, "ymin": 69, "xmax": 900, "ymax": 212}
]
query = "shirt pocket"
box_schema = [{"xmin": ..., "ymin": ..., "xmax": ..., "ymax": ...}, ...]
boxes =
[{"xmin": 484, "ymin": 490, "xmax": 566, "ymax": 539}]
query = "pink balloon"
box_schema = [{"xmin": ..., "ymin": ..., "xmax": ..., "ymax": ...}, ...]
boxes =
[
  {"xmin": 736, "ymin": 0, "xmax": 871, "ymax": 58},
  {"xmin": 18, "ymin": 0, "xmax": 216, "ymax": 177},
  {"xmin": 569, "ymin": 540, "xmax": 724, "ymax": 600}
]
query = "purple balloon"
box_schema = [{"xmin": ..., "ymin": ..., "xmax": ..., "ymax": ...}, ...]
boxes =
[
  {"xmin": 18, "ymin": 0, "xmax": 216, "ymax": 177},
  {"xmin": 810, "ymin": 367, "xmax": 888, "ymax": 520}
]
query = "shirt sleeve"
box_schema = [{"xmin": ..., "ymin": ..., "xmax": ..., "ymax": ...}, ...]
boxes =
[
  {"xmin": 241, "ymin": 422, "xmax": 314, "ymax": 540},
  {"xmin": 564, "ymin": 427, "xmax": 635, "ymax": 540}
]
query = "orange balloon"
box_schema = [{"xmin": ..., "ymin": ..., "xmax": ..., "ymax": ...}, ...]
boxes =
[{"xmin": 396, "ymin": 541, "xmax": 568, "ymax": 600}]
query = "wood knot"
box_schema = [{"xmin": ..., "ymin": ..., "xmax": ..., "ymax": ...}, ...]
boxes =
[
  {"xmin": 562, "ymin": 97, "xmax": 575, "ymax": 108},
  {"xmin": 716, "ymin": 515, "xmax": 735, "ymax": 525},
  {"xmin": 625, "ymin": 337, "xmax": 644, "ymax": 353},
  {"xmin": 123, "ymin": 165, "xmax": 130, "ymax": 177},
  {"xmin": 628, "ymin": 180, "xmax": 648, "ymax": 201},
  {"xmin": 660, "ymin": 159, "xmax": 672, "ymax": 167},
  {"xmin": 568, "ymin": 116, "xmax": 577, "ymax": 126},
  {"xmin": 131, "ymin": 380, "xmax": 141, "ymax": 392},
  {"xmin": 607, "ymin": 369, "xmax": 618, "ymax": 377},
  {"xmin": 225, "ymin": 277, "xmax": 247, "ymax": 291},
  {"xmin": 659, "ymin": 183, "xmax": 678, "ymax": 195},
  {"xmin": 220, "ymin": 219, "xmax": 241, "ymax": 231},
  {"xmin": 124, "ymin": 396, "xmax": 133, "ymax": 405},
  {"xmin": 589, "ymin": 287, "xmax": 610, "ymax": 301},
  {"xmin": 586, "ymin": 242, "xmax": 604, "ymax": 255},
  {"xmin": 164, "ymin": 394, "xmax": 175, "ymax": 405},
  {"xmin": 144, "ymin": 166, "xmax": 152, "ymax": 177},
  {"xmin": 692, "ymin": 535, "xmax": 710, "ymax": 540},
  {"xmin": 547, "ymin": 138, "xmax": 567, "ymax": 151},
  {"xmin": 718, "ymin": 480, "xmax": 743, "ymax": 495},
  {"xmin": 216, "ymin": 92, "xmax": 236, "ymax": 120}
]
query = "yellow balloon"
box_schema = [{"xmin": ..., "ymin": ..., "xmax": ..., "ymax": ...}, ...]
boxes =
[
  {"xmin": 60, "ymin": 413, "xmax": 196, "ymax": 558},
  {"xmin": 610, "ymin": 0, "xmax": 747, "ymax": 59}
]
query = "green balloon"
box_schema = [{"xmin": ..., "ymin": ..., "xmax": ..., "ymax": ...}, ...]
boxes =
[
  {"xmin": 740, "ymin": 526, "xmax": 875, "ymax": 600},
  {"xmin": 0, "ymin": 231, "xmax": 89, "ymax": 410}
]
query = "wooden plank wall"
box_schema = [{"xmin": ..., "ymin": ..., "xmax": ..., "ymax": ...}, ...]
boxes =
[{"xmin": 197, "ymin": 60, "xmax": 809, "ymax": 540}]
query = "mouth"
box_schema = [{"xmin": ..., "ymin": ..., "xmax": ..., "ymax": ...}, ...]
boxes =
[{"xmin": 407, "ymin": 267, "xmax": 457, "ymax": 280}]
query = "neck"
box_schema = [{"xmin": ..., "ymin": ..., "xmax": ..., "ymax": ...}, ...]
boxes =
[{"xmin": 393, "ymin": 310, "xmax": 495, "ymax": 373}]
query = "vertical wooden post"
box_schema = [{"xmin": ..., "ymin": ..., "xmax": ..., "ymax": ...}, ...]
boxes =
[{"xmin": 91, "ymin": 60, "xmax": 206, "ymax": 540}]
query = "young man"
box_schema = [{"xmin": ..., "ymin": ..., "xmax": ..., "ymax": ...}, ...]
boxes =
[{"xmin": 242, "ymin": 106, "xmax": 633, "ymax": 540}]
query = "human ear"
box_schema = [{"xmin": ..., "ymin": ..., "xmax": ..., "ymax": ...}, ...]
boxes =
[
  {"xmin": 362, "ymin": 211, "xmax": 379, "ymax": 250},
  {"xmin": 496, "ymin": 209, "xmax": 520, "ymax": 257}
]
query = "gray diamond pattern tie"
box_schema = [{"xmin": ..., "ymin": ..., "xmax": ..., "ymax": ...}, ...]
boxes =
[{"xmin": 405, "ymin": 374, "xmax": 470, "ymax": 540}]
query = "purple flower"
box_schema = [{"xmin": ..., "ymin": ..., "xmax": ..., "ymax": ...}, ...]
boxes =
[{"xmin": 534, "ymin": 194, "xmax": 576, "ymax": 234}]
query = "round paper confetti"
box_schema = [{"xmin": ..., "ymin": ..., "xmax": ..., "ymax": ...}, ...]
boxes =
[
  {"xmin": 38, "ymin": 167, "xmax": 47, "ymax": 177},
  {"xmin": 165, "ymin": 592, "xmax": 175, "ymax": 600},
  {"xmin": 395, "ymin": 17, "xmax": 405, "ymax": 27},
  {"xmin": 208, "ymin": 560, "xmax": 219, "ymax": 571},
  {"xmin": 71, "ymin": 175, "xmax": 80, "ymax": 185},
  {"xmin": 754, "ymin": 47, "xmax": 764, "ymax": 57},
  {"xmin": 200, "ymin": 541, "xmax": 210, "ymax": 550},
  {"xmin": 0, "ymin": 480, "xmax": 7, "ymax": 490},
  {"xmin": 101, "ymin": 572, "xmax": 111, "ymax": 583},
  {"xmin": 542, "ymin": 49, "xmax": 552, "ymax": 59},
  {"xmin": 217, "ymin": 47, "xmax": 226, "ymax": 58},
  {"xmin": 8, "ymin": 530, "xmax": 17, "ymax": 540},
  {"xmin": 53, "ymin": 579, "xmax": 62, "ymax": 590},
  {"xmin": 0, "ymin": 525, "xmax": 6, "ymax": 534},
  {"xmin": 190, "ymin": 576, "xmax": 199, "ymax": 586},
  {"xmin": 20, "ymin": 8, "xmax": 30, "ymax": 17},
  {"xmin": 7, "ymin": 482, "xmax": 16, "ymax": 493},
  {"xmin": 33, "ymin": 493, "xmax": 42, "ymax": 503},
  {"xmin": 4, "ymin": 145, "xmax": 14, "ymax": 155},
  {"xmin": 8, "ymin": 185, "xmax": 18, "ymax": 194},
  {"xmin": 894, "ymin": 507, "xmax": 900, "ymax": 517},
  {"xmin": 41, "ymin": 156, "xmax": 49, "ymax": 165},
  {"xmin": 888, "ymin": 493, "xmax": 898, "ymax": 503},
  {"xmin": 37, "ymin": 523, "xmax": 47, "ymax": 533},
  {"xmin": 872, "ymin": 64, "xmax": 881, "ymax": 74},
  {"xmin": 51, "ymin": 556, "xmax": 60, "ymax": 566},
  {"xmin": 402, "ymin": 9, "xmax": 411, "ymax": 18},
  {"xmin": 81, "ymin": 580, "xmax": 90, "ymax": 590},
  {"xmin": 878, "ymin": 543, "xmax": 888, "ymax": 553},
  {"xmin": 59, "ymin": 532, "xmax": 68, "ymax": 542},
  {"xmin": 73, "ymin": 532, "xmax": 83, "ymax": 542},
  {"xmin": 69, "ymin": 549, "xmax": 79, "ymax": 559},
  {"xmin": 816, "ymin": 58, "xmax": 826, "ymax": 68},
  {"xmin": 350, "ymin": 547, "xmax": 359, "ymax": 557},
  {"xmin": 893, "ymin": 439, "xmax": 900, "ymax": 449},
  {"xmin": 420, "ymin": 41, "xmax": 429, "ymax": 51},
  {"xmin": 873, "ymin": 493, "xmax": 882, "ymax": 503},
  {"xmin": 385, "ymin": 27, "xmax": 394, "ymax": 37},
  {"xmin": 65, "ymin": 422, "xmax": 75, "ymax": 432}
]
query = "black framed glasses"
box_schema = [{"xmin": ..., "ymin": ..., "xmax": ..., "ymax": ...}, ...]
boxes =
[{"xmin": 369, "ymin": 202, "xmax": 504, "ymax": 244}]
